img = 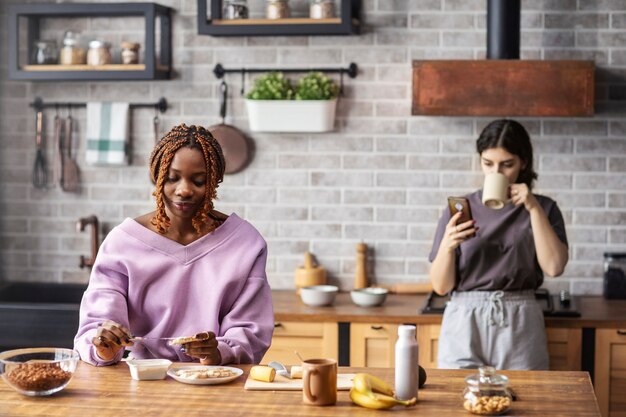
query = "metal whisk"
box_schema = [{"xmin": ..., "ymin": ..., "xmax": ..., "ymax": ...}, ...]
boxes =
[{"xmin": 32, "ymin": 110, "xmax": 47, "ymax": 189}]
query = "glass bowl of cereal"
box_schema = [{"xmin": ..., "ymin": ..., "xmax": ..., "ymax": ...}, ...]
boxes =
[
  {"xmin": 463, "ymin": 366, "xmax": 512, "ymax": 415},
  {"xmin": 0, "ymin": 347, "xmax": 79, "ymax": 396}
]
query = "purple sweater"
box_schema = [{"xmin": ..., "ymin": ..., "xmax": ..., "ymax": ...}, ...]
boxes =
[{"xmin": 74, "ymin": 213, "xmax": 273, "ymax": 366}]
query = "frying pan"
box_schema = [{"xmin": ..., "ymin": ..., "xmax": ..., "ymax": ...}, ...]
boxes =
[{"xmin": 208, "ymin": 81, "xmax": 253, "ymax": 175}]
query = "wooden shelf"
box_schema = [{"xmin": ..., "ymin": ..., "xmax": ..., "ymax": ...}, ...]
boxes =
[
  {"xmin": 8, "ymin": 3, "xmax": 172, "ymax": 81},
  {"xmin": 197, "ymin": 0, "xmax": 360, "ymax": 36}
]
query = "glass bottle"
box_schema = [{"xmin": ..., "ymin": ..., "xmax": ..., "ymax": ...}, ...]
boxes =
[
  {"xmin": 310, "ymin": 0, "xmax": 335, "ymax": 19},
  {"xmin": 463, "ymin": 366, "xmax": 512, "ymax": 415},
  {"xmin": 266, "ymin": 0, "xmax": 290, "ymax": 19},
  {"xmin": 223, "ymin": 0, "xmax": 249, "ymax": 19},
  {"xmin": 59, "ymin": 31, "xmax": 86, "ymax": 65},
  {"xmin": 394, "ymin": 325, "xmax": 418, "ymax": 401},
  {"xmin": 31, "ymin": 40, "xmax": 58, "ymax": 65},
  {"xmin": 87, "ymin": 40, "xmax": 112, "ymax": 66}
]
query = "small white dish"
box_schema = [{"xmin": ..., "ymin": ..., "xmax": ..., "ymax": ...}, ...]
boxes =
[
  {"xmin": 350, "ymin": 287, "xmax": 389, "ymax": 307},
  {"xmin": 167, "ymin": 366, "xmax": 243, "ymax": 385},
  {"xmin": 126, "ymin": 358, "xmax": 172, "ymax": 381},
  {"xmin": 300, "ymin": 284, "xmax": 339, "ymax": 307}
]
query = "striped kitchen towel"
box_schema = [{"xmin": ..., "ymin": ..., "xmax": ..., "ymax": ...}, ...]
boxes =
[{"xmin": 86, "ymin": 102, "xmax": 130, "ymax": 166}]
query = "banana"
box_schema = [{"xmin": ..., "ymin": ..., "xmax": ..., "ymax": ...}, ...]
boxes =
[
  {"xmin": 350, "ymin": 388, "xmax": 417, "ymax": 410},
  {"xmin": 352, "ymin": 373, "xmax": 395, "ymax": 397},
  {"xmin": 350, "ymin": 373, "xmax": 417, "ymax": 410}
]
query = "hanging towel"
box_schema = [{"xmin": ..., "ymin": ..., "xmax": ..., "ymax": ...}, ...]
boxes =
[{"xmin": 86, "ymin": 102, "xmax": 130, "ymax": 166}]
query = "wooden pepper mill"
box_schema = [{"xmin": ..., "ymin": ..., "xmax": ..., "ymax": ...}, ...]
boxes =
[{"xmin": 354, "ymin": 242, "xmax": 368, "ymax": 289}]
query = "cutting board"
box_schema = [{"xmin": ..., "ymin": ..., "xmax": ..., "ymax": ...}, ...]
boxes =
[{"xmin": 244, "ymin": 373, "xmax": 355, "ymax": 391}]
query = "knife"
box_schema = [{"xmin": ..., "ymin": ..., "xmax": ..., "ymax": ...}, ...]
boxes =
[{"xmin": 130, "ymin": 336, "xmax": 177, "ymax": 342}]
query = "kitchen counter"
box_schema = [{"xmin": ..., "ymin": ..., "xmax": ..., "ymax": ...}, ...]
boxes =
[
  {"xmin": 272, "ymin": 291, "xmax": 626, "ymax": 328},
  {"xmin": 0, "ymin": 363, "xmax": 601, "ymax": 417}
]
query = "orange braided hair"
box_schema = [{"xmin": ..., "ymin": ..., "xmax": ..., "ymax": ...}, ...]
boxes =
[{"xmin": 149, "ymin": 124, "xmax": 225, "ymax": 235}]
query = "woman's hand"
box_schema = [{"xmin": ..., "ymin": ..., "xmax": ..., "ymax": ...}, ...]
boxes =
[
  {"xmin": 510, "ymin": 183, "xmax": 540, "ymax": 212},
  {"xmin": 181, "ymin": 331, "xmax": 221, "ymax": 365},
  {"xmin": 91, "ymin": 320, "xmax": 133, "ymax": 361},
  {"xmin": 439, "ymin": 211, "xmax": 478, "ymax": 254}
]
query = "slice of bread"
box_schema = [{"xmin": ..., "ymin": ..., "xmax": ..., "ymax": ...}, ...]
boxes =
[{"xmin": 168, "ymin": 331, "xmax": 211, "ymax": 346}]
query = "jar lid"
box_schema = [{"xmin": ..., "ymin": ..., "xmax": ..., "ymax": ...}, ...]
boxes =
[
  {"xmin": 121, "ymin": 41, "xmax": 140, "ymax": 50},
  {"xmin": 465, "ymin": 366, "xmax": 509, "ymax": 389},
  {"xmin": 89, "ymin": 40, "xmax": 110, "ymax": 49}
]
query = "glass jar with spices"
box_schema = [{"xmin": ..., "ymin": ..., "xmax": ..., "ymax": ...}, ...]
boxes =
[
  {"xmin": 60, "ymin": 31, "xmax": 86, "ymax": 65},
  {"xmin": 31, "ymin": 40, "xmax": 58, "ymax": 65},
  {"xmin": 120, "ymin": 41, "xmax": 140, "ymax": 65},
  {"xmin": 223, "ymin": 0, "xmax": 249, "ymax": 19},
  {"xmin": 266, "ymin": 0, "xmax": 290, "ymax": 20},
  {"xmin": 87, "ymin": 40, "xmax": 112, "ymax": 66},
  {"xmin": 310, "ymin": 0, "xmax": 334, "ymax": 19}
]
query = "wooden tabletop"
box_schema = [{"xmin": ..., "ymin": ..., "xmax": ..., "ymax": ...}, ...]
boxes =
[
  {"xmin": 273, "ymin": 291, "xmax": 626, "ymax": 328},
  {"xmin": 0, "ymin": 363, "xmax": 601, "ymax": 417}
]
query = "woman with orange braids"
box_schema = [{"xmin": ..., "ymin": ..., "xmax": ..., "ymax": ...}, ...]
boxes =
[{"xmin": 74, "ymin": 124, "xmax": 273, "ymax": 366}]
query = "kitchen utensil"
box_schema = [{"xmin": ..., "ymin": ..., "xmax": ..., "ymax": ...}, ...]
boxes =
[
  {"xmin": 350, "ymin": 287, "xmax": 388, "ymax": 307},
  {"xmin": 61, "ymin": 115, "xmax": 79, "ymax": 192},
  {"xmin": 32, "ymin": 110, "xmax": 47, "ymax": 189},
  {"xmin": 294, "ymin": 252, "xmax": 327, "ymax": 294},
  {"xmin": 244, "ymin": 372, "xmax": 354, "ymax": 391},
  {"xmin": 130, "ymin": 336, "xmax": 178, "ymax": 342},
  {"xmin": 354, "ymin": 242, "xmax": 368, "ymax": 289},
  {"xmin": 53, "ymin": 114, "xmax": 63, "ymax": 187},
  {"xmin": 126, "ymin": 359, "xmax": 171, "ymax": 380},
  {"xmin": 300, "ymin": 285, "xmax": 338, "ymax": 307},
  {"xmin": 168, "ymin": 365, "xmax": 243, "ymax": 385},
  {"xmin": 208, "ymin": 81, "xmax": 253, "ymax": 174},
  {"xmin": 268, "ymin": 361, "xmax": 291, "ymax": 379},
  {"xmin": 295, "ymin": 351, "xmax": 304, "ymax": 362},
  {"xmin": 302, "ymin": 358, "xmax": 337, "ymax": 406}
]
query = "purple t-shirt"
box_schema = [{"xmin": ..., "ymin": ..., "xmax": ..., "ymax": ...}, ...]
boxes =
[{"xmin": 428, "ymin": 190, "xmax": 568, "ymax": 292}]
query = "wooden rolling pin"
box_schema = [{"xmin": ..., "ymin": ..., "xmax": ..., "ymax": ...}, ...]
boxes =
[{"xmin": 375, "ymin": 283, "xmax": 433, "ymax": 294}]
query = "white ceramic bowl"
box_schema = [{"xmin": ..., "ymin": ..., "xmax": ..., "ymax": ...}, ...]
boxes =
[
  {"xmin": 300, "ymin": 285, "xmax": 339, "ymax": 307},
  {"xmin": 126, "ymin": 358, "xmax": 172, "ymax": 381},
  {"xmin": 0, "ymin": 347, "xmax": 79, "ymax": 396},
  {"xmin": 350, "ymin": 287, "xmax": 389, "ymax": 307}
]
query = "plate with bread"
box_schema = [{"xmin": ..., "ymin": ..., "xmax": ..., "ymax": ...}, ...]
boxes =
[{"xmin": 168, "ymin": 365, "xmax": 243, "ymax": 385}]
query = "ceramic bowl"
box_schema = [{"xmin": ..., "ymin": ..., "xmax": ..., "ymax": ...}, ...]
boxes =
[
  {"xmin": 300, "ymin": 285, "xmax": 339, "ymax": 307},
  {"xmin": 350, "ymin": 287, "xmax": 389, "ymax": 307},
  {"xmin": 126, "ymin": 358, "xmax": 172, "ymax": 380},
  {"xmin": 0, "ymin": 347, "xmax": 79, "ymax": 396}
]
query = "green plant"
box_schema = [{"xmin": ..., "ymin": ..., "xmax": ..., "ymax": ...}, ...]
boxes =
[
  {"xmin": 246, "ymin": 71, "xmax": 339, "ymax": 100},
  {"xmin": 295, "ymin": 72, "xmax": 339, "ymax": 100},
  {"xmin": 246, "ymin": 72, "xmax": 294, "ymax": 100}
]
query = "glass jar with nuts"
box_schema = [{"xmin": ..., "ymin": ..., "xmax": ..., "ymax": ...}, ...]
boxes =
[{"xmin": 463, "ymin": 366, "xmax": 512, "ymax": 415}]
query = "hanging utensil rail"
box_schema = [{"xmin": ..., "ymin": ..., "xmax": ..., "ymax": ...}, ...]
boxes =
[
  {"xmin": 29, "ymin": 97, "xmax": 168, "ymax": 113},
  {"xmin": 213, "ymin": 63, "xmax": 358, "ymax": 95}
]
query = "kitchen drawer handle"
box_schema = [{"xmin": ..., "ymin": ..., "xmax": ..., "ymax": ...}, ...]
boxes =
[
  {"xmin": 274, "ymin": 322, "xmax": 283, "ymax": 328},
  {"xmin": 371, "ymin": 325, "xmax": 383, "ymax": 330},
  {"xmin": 618, "ymin": 330, "xmax": 626, "ymax": 336}
]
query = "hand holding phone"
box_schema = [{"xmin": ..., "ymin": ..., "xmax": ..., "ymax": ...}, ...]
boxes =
[{"xmin": 447, "ymin": 197, "xmax": 473, "ymax": 225}]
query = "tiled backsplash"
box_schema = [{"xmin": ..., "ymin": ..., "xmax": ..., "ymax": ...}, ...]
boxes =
[{"xmin": 0, "ymin": 0, "xmax": 624, "ymax": 294}]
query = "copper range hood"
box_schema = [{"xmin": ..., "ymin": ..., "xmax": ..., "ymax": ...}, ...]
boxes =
[{"xmin": 412, "ymin": 0, "xmax": 594, "ymax": 117}]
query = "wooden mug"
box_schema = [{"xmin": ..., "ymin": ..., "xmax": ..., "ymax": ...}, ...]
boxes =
[{"xmin": 302, "ymin": 358, "xmax": 337, "ymax": 406}]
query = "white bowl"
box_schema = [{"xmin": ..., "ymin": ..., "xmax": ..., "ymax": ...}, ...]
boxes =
[
  {"xmin": 126, "ymin": 358, "xmax": 172, "ymax": 380},
  {"xmin": 350, "ymin": 287, "xmax": 389, "ymax": 307},
  {"xmin": 300, "ymin": 285, "xmax": 339, "ymax": 307}
]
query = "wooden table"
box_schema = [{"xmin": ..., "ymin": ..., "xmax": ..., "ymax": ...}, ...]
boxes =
[{"xmin": 0, "ymin": 363, "xmax": 601, "ymax": 417}]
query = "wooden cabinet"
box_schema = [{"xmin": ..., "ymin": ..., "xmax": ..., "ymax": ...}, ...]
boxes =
[
  {"xmin": 416, "ymin": 325, "xmax": 581, "ymax": 371},
  {"xmin": 197, "ymin": 0, "xmax": 360, "ymax": 36},
  {"xmin": 261, "ymin": 321, "xmax": 338, "ymax": 364},
  {"xmin": 594, "ymin": 328, "xmax": 626, "ymax": 417},
  {"xmin": 417, "ymin": 324, "xmax": 441, "ymax": 369},
  {"xmin": 350, "ymin": 323, "xmax": 399, "ymax": 367}
]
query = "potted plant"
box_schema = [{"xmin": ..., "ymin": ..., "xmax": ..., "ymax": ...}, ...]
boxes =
[{"xmin": 245, "ymin": 71, "xmax": 339, "ymax": 133}]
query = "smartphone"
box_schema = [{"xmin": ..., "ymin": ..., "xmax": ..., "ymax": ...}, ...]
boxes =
[{"xmin": 448, "ymin": 197, "xmax": 473, "ymax": 224}]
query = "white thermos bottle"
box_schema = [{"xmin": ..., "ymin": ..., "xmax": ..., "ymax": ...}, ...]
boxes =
[{"xmin": 394, "ymin": 324, "xmax": 418, "ymax": 400}]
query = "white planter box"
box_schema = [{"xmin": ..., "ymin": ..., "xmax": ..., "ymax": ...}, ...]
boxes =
[{"xmin": 245, "ymin": 99, "xmax": 337, "ymax": 133}]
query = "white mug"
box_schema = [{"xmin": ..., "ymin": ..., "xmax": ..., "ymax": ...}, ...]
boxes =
[{"xmin": 482, "ymin": 173, "xmax": 509, "ymax": 209}]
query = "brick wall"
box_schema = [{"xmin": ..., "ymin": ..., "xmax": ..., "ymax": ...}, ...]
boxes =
[{"xmin": 0, "ymin": 0, "xmax": 624, "ymax": 294}]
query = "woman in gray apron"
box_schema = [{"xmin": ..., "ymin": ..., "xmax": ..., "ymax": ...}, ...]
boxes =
[{"xmin": 428, "ymin": 119, "xmax": 569, "ymax": 370}]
